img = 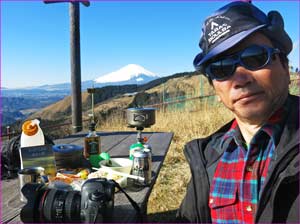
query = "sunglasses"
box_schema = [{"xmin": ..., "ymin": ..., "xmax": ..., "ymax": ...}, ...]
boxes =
[{"xmin": 204, "ymin": 45, "xmax": 280, "ymax": 81}]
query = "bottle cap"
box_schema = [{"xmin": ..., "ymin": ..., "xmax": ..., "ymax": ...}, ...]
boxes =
[
  {"xmin": 22, "ymin": 120, "xmax": 38, "ymax": 136},
  {"xmin": 89, "ymin": 154, "xmax": 102, "ymax": 168},
  {"xmin": 129, "ymin": 142, "xmax": 144, "ymax": 160},
  {"xmin": 130, "ymin": 142, "xmax": 144, "ymax": 150},
  {"xmin": 100, "ymin": 152, "xmax": 110, "ymax": 161}
]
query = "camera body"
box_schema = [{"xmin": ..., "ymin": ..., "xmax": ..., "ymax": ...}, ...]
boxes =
[
  {"xmin": 80, "ymin": 178, "xmax": 115, "ymax": 223},
  {"xmin": 20, "ymin": 178, "xmax": 115, "ymax": 223}
]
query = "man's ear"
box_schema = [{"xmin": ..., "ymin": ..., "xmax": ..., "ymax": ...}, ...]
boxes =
[{"xmin": 217, "ymin": 95, "xmax": 222, "ymax": 102}]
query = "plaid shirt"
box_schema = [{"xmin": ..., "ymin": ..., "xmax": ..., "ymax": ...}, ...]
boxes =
[{"xmin": 209, "ymin": 99, "xmax": 290, "ymax": 224}]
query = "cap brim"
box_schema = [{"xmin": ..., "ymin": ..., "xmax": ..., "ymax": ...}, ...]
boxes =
[{"xmin": 194, "ymin": 24, "xmax": 267, "ymax": 69}]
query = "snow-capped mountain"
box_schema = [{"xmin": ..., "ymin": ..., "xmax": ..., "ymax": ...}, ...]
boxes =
[
  {"xmin": 94, "ymin": 64, "xmax": 159, "ymax": 85},
  {"xmin": 3, "ymin": 64, "xmax": 159, "ymax": 97}
]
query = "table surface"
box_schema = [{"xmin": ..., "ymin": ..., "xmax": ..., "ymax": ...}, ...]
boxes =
[{"xmin": 1, "ymin": 131, "xmax": 173, "ymax": 223}]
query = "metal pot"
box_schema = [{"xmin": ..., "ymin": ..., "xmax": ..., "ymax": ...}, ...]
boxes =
[{"xmin": 126, "ymin": 108, "xmax": 156, "ymax": 128}]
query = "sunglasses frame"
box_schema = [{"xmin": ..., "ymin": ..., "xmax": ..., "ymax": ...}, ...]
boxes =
[{"xmin": 204, "ymin": 44, "xmax": 280, "ymax": 81}]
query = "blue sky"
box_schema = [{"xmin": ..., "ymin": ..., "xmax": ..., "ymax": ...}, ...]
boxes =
[{"xmin": 2, "ymin": 0, "xmax": 299, "ymax": 88}]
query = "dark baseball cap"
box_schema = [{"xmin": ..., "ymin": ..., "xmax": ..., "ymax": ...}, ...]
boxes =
[{"xmin": 193, "ymin": 1, "xmax": 292, "ymax": 71}]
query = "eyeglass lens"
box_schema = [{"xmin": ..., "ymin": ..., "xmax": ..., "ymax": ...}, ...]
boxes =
[
  {"xmin": 240, "ymin": 45, "xmax": 268, "ymax": 69},
  {"xmin": 207, "ymin": 45, "xmax": 271, "ymax": 80}
]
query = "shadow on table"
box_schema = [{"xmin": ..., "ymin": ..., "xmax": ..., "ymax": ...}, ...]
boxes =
[{"xmin": 147, "ymin": 209, "xmax": 178, "ymax": 223}]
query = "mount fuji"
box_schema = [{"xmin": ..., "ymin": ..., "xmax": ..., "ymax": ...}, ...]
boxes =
[
  {"xmin": 94, "ymin": 64, "xmax": 159, "ymax": 86},
  {"xmin": 2, "ymin": 64, "xmax": 160, "ymax": 126},
  {"xmin": 2, "ymin": 64, "xmax": 159, "ymax": 97}
]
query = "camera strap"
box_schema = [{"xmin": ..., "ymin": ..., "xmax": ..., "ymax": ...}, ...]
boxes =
[{"xmin": 112, "ymin": 180, "xmax": 142, "ymax": 217}]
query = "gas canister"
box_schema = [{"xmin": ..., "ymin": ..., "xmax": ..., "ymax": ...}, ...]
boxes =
[{"xmin": 131, "ymin": 149, "xmax": 152, "ymax": 186}]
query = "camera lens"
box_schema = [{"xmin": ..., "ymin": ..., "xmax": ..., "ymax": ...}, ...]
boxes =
[
  {"xmin": 21, "ymin": 179, "xmax": 115, "ymax": 223},
  {"xmin": 20, "ymin": 184, "xmax": 47, "ymax": 222},
  {"xmin": 64, "ymin": 191, "xmax": 82, "ymax": 222},
  {"xmin": 42, "ymin": 189, "xmax": 81, "ymax": 223}
]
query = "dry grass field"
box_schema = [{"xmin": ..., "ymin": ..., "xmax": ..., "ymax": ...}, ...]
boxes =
[{"xmin": 97, "ymin": 101, "xmax": 234, "ymax": 222}]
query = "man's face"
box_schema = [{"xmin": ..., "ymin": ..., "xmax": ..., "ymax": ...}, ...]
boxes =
[{"xmin": 211, "ymin": 32, "xmax": 290, "ymax": 124}]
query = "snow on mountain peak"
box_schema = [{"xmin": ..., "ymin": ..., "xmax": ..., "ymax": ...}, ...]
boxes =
[{"xmin": 94, "ymin": 64, "xmax": 158, "ymax": 84}]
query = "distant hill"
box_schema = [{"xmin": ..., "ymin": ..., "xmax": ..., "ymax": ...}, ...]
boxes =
[
  {"xmin": 1, "ymin": 64, "xmax": 158, "ymax": 128},
  {"xmin": 28, "ymin": 71, "xmax": 204, "ymax": 122},
  {"xmin": 3, "ymin": 64, "xmax": 159, "ymax": 97},
  {"xmin": 1, "ymin": 88, "xmax": 70, "ymax": 97},
  {"xmin": 4, "ymin": 70, "xmax": 209, "ymax": 138},
  {"xmin": 2, "ymin": 95, "xmax": 65, "ymax": 126}
]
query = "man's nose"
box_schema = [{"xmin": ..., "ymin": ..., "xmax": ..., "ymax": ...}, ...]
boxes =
[{"xmin": 231, "ymin": 65, "xmax": 254, "ymax": 89}]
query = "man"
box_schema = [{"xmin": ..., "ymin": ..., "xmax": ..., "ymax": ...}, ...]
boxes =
[{"xmin": 177, "ymin": 1, "xmax": 299, "ymax": 223}]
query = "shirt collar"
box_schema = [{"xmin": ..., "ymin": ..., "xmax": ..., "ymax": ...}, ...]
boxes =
[{"xmin": 220, "ymin": 96, "xmax": 291, "ymax": 150}]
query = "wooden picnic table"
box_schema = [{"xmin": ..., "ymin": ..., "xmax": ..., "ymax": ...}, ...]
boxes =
[{"xmin": 1, "ymin": 131, "xmax": 173, "ymax": 223}]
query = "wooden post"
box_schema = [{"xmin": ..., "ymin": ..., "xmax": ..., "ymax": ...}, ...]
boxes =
[
  {"xmin": 44, "ymin": 1, "xmax": 90, "ymax": 133},
  {"xmin": 70, "ymin": 2, "xmax": 82, "ymax": 133}
]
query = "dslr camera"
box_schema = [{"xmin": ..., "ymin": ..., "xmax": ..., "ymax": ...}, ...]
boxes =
[{"xmin": 20, "ymin": 178, "xmax": 115, "ymax": 223}]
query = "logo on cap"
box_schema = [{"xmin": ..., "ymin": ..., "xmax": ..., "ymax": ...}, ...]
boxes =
[
  {"xmin": 211, "ymin": 22, "xmax": 219, "ymax": 30},
  {"xmin": 207, "ymin": 16, "xmax": 231, "ymax": 45}
]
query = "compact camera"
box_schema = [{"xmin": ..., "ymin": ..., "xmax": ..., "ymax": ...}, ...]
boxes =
[{"xmin": 20, "ymin": 178, "xmax": 115, "ymax": 223}]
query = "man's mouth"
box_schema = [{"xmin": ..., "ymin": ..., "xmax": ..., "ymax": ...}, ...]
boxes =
[{"xmin": 234, "ymin": 91, "xmax": 265, "ymax": 104}]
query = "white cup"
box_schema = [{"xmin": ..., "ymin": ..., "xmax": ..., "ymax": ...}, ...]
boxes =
[{"xmin": 18, "ymin": 167, "xmax": 45, "ymax": 202}]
